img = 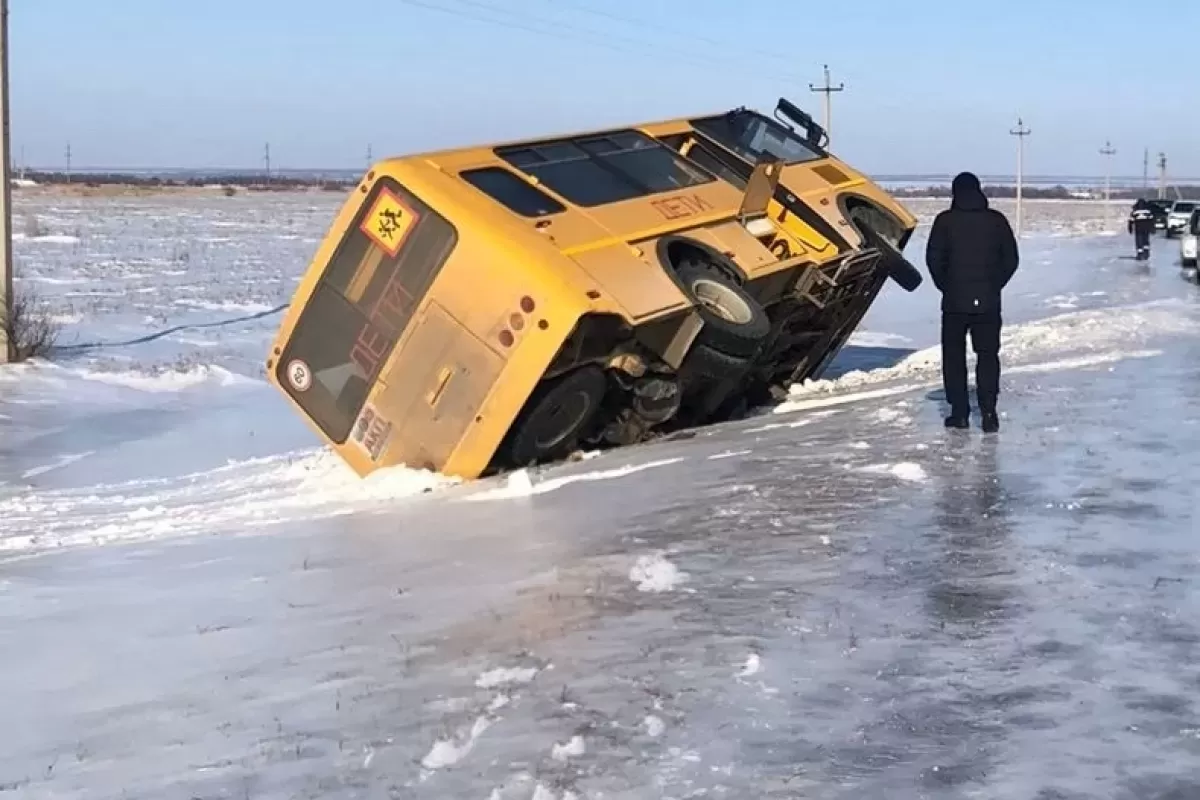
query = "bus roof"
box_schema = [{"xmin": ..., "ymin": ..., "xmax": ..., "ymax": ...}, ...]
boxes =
[{"xmin": 378, "ymin": 107, "xmax": 753, "ymax": 170}]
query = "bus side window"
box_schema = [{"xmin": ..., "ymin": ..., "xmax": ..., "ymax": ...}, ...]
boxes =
[{"xmin": 461, "ymin": 167, "xmax": 566, "ymax": 218}]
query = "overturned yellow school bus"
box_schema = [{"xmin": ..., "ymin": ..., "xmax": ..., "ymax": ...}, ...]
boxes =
[{"xmin": 265, "ymin": 98, "xmax": 921, "ymax": 480}]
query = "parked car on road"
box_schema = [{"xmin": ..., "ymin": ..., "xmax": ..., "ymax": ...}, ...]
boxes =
[
  {"xmin": 1128, "ymin": 198, "xmax": 1171, "ymax": 234},
  {"xmin": 1182, "ymin": 208, "xmax": 1200, "ymax": 270},
  {"xmin": 1146, "ymin": 198, "xmax": 1172, "ymax": 229},
  {"xmin": 1165, "ymin": 199, "xmax": 1198, "ymax": 238}
]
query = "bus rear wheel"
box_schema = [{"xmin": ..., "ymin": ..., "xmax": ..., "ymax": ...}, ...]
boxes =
[{"xmin": 505, "ymin": 365, "xmax": 608, "ymax": 468}]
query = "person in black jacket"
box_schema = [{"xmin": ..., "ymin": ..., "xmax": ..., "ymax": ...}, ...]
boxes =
[
  {"xmin": 1128, "ymin": 198, "xmax": 1155, "ymax": 261},
  {"xmin": 925, "ymin": 172, "xmax": 1020, "ymax": 433}
]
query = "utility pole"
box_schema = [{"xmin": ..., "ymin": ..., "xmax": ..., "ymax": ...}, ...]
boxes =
[
  {"xmin": 0, "ymin": 0, "xmax": 11, "ymax": 363},
  {"xmin": 1100, "ymin": 140, "xmax": 1116, "ymax": 231},
  {"xmin": 366, "ymin": 143, "xmax": 373, "ymax": 169},
  {"xmin": 1157, "ymin": 152, "xmax": 1167, "ymax": 200},
  {"xmin": 1143, "ymin": 148, "xmax": 1149, "ymax": 193},
  {"xmin": 263, "ymin": 142, "xmax": 271, "ymax": 185},
  {"xmin": 64, "ymin": 142, "xmax": 71, "ymax": 184},
  {"xmin": 1009, "ymin": 117, "xmax": 1031, "ymax": 238},
  {"xmin": 808, "ymin": 64, "xmax": 844, "ymax": 147}
]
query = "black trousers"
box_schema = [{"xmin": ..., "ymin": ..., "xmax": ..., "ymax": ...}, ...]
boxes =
[
  {"xmin": 1134, "ymin": 228, "xmax": 1151, "ymax": 259},
  {"xmin": 941, "ymin": 311, "xmax": 1002, "ymax": 415}
]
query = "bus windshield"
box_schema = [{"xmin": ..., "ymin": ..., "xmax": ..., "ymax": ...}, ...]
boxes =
[{"xmin": 691, "ymin": 110, "xmax": 826, "ymax": 167}]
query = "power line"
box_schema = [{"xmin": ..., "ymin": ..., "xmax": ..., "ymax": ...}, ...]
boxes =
[
  {"xmin": 395, "ymin": 0, "xmax": 812, "ymax": 84},
  {"xmin": 550, "ymin": 0, "xmax": 804, "ymax": 72}
]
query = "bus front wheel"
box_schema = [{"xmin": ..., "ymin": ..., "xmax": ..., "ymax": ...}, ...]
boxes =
[
  {"xmin": 505, "ymin": 365, "xmax": 609, "ymax": 468},
  {"xmin": 675, "ymin": 259, "xmax": 770, "ymax": 358}
]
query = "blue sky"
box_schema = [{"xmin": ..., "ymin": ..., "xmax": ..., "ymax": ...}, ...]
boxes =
[{"xmin": 11, "ymin": 0, "xmax": 1200, "ymax": 176}]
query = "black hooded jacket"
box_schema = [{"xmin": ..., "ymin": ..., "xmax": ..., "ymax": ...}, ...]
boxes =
[{"xmin": 925, "ymin": 172, "xmax": 1020, "ymax": 314}]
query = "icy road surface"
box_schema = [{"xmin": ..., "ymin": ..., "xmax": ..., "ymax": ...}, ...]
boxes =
[{"xmin": 1, "ymin": 191, "xmax": 1199, "ymax": 799}]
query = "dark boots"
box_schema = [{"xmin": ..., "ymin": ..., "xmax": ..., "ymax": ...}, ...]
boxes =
[{"xmin": 945, "ymin": 405, "xmax": 1000, "ymax": 432}]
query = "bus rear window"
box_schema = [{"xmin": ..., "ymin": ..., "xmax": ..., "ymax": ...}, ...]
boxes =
[{"xmin": 276, "ymin": 178, "xmax": 457, "ymax": 443}]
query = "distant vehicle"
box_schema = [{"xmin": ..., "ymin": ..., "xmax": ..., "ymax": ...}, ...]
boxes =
[
  {"xmin": 1129, "ymin": 198, "xmax": 1171, "ymax": 232},
  {"xmin": 1182, "ymin": 208, "xmax": 1200, "ymax": 269},
  {"xmin": 1165, "ymin": 199, "xmax": 1198, "ymax": 237},
  {"xmin": 265, "ymin": 100, "xmax": 921, "ymax": 480},
  {"xmin": 1146, "ymin": 198, "xmax": 1172, "ymax": 229}
]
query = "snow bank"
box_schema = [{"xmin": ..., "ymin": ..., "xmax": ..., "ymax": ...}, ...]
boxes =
[
  {"xmin": 777, "ymin": 300, "xmax": 1195, "ymax": 414},
  {"xmin": 0, "ymin": 450, "xmax": 458, "ymax": 554},
  {"xmin": 0, "ymin": 360, "xmax": 254, "ymax": 392}
]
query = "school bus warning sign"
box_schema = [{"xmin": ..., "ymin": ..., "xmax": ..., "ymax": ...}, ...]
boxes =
[{"xmin": 360, "ymin": 186, "xmax": 419, "ymax": 258}]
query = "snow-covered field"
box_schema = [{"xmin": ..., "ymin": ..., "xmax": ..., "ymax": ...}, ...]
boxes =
[{"xmin": 2, "ymin": 191, "xmax": 1199, "ymax": 798}]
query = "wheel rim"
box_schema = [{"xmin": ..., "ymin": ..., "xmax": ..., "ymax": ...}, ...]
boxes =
[
  {"xmin": 690, "ymin": 277, "xmax": 753, "ymax": 325},
  {"xmin": 533, "ymin": 389, "xmax": 593, "ymax": 450}
]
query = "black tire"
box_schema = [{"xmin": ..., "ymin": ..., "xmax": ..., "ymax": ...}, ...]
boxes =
[
  {"xmin": 675, "ymin": 258, "xmax": 770, "ymax": 358},
  {"xmin": 855, "ymin": 221, "xmax": 923, "ymax": 292},
  {"xmin": 505, "ymin": 366, "xmax": 608, "ymax": 467},
  {"xmin": 681, "ymin": 341, "xmax": 750, "ymax": 381}
]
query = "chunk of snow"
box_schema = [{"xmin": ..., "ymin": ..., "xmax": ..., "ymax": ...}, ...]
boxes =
[
  {"xmin": 420, "ymin": 716, "xmax": 492, "ymax": 769},
  {"xmin": 551, "ymin": 734, "xmax": 586, "ymax": 761},
  {"xmin": 475, "ymin": 666, "xmax": 539, "ymax": 688},
  {"xmin": 860, "ymin": 462, "xmax": 928, "ymax": 483},
  {"xmin": 644, "ymin": 715, "xmax": 666, "ymax": 737},
  {"xmin": 738, "ymin": 654, "xmax": 762, "ymax": 677},
  {"xmin": 629, "ymin": 553, "xmax": 687, "ymax": 592},
  {"xmin": 890, "ymin": 463, "xmax": 928, "ymax": 482}
]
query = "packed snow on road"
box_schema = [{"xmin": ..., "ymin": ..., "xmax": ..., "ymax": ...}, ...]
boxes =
[{"xmin": 1, "ymin": 191, "xmax": 1198, "ymax": 799}]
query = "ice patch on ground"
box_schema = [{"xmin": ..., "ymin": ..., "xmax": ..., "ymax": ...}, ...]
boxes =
[
  {"xmin": 630, "ymin": 552, "xmax": 687, "ymax": 592},
  {"xmin": 848, "ymin": 330, "xmax": 914, "ymax": 347},
  {"xmin": 464, "ymin": 458, "xmax": 685, "ymax": 502},
  {"xmin": 644, "ymin": 715, "xmax": 666, "ymax": 737}
]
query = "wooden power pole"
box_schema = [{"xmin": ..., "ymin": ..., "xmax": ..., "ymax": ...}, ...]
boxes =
[
  {"xmin": 808, "ymin": 64, "xmax": 844, "ymax": 147},
  {"xmin": 1009, "ymin": 117, "xmax": 1031, "ymax": 238},
  {"xmin": 0, "ymin": 0, "xmax": 12, "ymax": 363},
  {"xmin": 1100, "ymin": 140, "xmax": 1116, "ymax": 232}
]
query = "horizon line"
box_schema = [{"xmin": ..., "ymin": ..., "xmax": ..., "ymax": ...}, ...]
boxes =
[{"xmin": 14, "ymin": 166, "xmax": 1200, "ymax": 182}]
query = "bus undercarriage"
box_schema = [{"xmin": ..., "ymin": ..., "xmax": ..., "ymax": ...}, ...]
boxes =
[{"xmin": 490, "ymin": 231, "xmax": 911, "ymax": 474}]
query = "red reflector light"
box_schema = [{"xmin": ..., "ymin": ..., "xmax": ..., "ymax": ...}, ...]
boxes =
[
  {"xmin": 520, "ymin": 296, "xmax": 535, "ymax": 313},
  {"xmin": 498, "ymin": 330, "xmax": 514, "ymax": 347},
  {"xmin": 509, "ymin": 313, "xmax": 525, "ymax": 331}
]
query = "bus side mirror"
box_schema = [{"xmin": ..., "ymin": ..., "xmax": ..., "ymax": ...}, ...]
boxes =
[{"xmin": 775, "ymin": 97, "xmax": 828, "ymax": 149}]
